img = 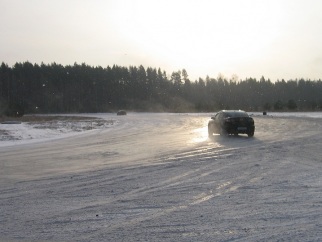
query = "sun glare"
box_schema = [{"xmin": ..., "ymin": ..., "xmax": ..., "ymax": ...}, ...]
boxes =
[
  {"xmin": 110, "ymin": 0, "xmax": 285, "ymax": 79},
  {"xmin": 190, "ymin": 126, "xmax": 209, "ymax": 144}
]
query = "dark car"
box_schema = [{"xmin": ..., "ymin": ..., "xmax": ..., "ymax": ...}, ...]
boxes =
[
  {"xmin": 208, "ymin": 110, "xmax": 255, "ymax": 137},
  {"xmin": 117, "ymin": 110, "xmax": 127, "ymax": 115}
]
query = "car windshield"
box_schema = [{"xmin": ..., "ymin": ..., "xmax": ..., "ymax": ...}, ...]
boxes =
[{"xmin": 224, "ymin": 112, "xmax": 249, "ymax": 118}]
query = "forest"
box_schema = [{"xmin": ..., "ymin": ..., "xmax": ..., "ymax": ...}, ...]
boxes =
[{"xmin": 1, "ymin": 61, "xmax": 322, "ymax": 116}]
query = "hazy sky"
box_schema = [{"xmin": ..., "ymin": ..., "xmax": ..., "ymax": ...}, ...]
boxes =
[{"xmin": 1, "ymin": 0, "xmax": 322, "ymax": 81}]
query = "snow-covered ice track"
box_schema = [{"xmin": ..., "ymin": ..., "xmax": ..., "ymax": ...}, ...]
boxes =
[{"xmin": 0, "ymin": 113, "xmax": 322, "ymax": 241}]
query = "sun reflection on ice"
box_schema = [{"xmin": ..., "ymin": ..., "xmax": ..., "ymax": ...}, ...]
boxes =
[{"xmin": 190, "ymin": 126, "xmax": 209, "ymax": 143}]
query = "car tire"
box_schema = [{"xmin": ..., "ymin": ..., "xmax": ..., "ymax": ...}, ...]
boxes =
[
  {"xmin": 220, "ymin": 128, "xmax": 227, "ymax": 136},
  {"xmin": 247, "ymin": 132, "xmax": 254, "ymax": 137}
]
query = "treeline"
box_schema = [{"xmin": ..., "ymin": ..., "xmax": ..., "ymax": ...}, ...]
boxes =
[{"xmin": 1, "ymin": 61, "xmax": 322, "ymax": 116}]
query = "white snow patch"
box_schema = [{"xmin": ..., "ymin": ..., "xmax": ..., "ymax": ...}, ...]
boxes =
[{"xmin": 0, "ymin": 114, "xmax": 116, "ymax": 147}]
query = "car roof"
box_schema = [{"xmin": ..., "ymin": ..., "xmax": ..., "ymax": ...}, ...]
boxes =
[
  {"xmin": 221, "ymin": 110, "xmax": 246, "ymax": 114},
  {"xmin": 212, "ymin": 110, "xmax": 249, "ymax": 118},
  {"xmin": 218, "ymin": 110, "xmax": 249, "ymax": 117}
]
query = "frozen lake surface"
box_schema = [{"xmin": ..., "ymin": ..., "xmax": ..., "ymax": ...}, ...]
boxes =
[{"xmin": 1, "ymin": 112, "xmax": 322, "ymax": 241}]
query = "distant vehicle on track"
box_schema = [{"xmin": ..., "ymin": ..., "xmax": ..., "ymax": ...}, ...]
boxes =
[
  {"xmin": 208, "ymin": 110, "xmax": 255, "ymax": 137},
  {"xmin": 117, "ymin": 110, "xmax": 127, "ymax": 115}
]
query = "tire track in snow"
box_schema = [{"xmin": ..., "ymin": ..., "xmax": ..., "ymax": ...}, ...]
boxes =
[
  {"xmin": 78, "ymin": 139, "xmax": 289, "ymax": 240},
  {"xmin": 79, "ymin": 179, "xmax": 239, "ymax": 241}
]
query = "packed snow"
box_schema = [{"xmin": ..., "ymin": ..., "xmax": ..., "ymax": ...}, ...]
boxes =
[{"xmin": 0, "ymin": 112, "xmax": 321, "ymax": 241}]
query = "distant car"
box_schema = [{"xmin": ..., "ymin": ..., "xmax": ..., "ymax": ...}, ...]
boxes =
[
  {"xmin": 117, "ymin": 110, "xmax": 127, "ymax": 115},
  {"xmin": 208, "ymin": 110, "xmax": 255, "ymax": 137}
]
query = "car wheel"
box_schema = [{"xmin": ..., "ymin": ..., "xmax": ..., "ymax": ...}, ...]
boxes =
[
  {"xmin": 247, "ymin": 132, "xmax": 254, "ymax": 137},
  {"xmin": 220, "ymin": 128, "xmax": 227, "ymax": 136}
]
